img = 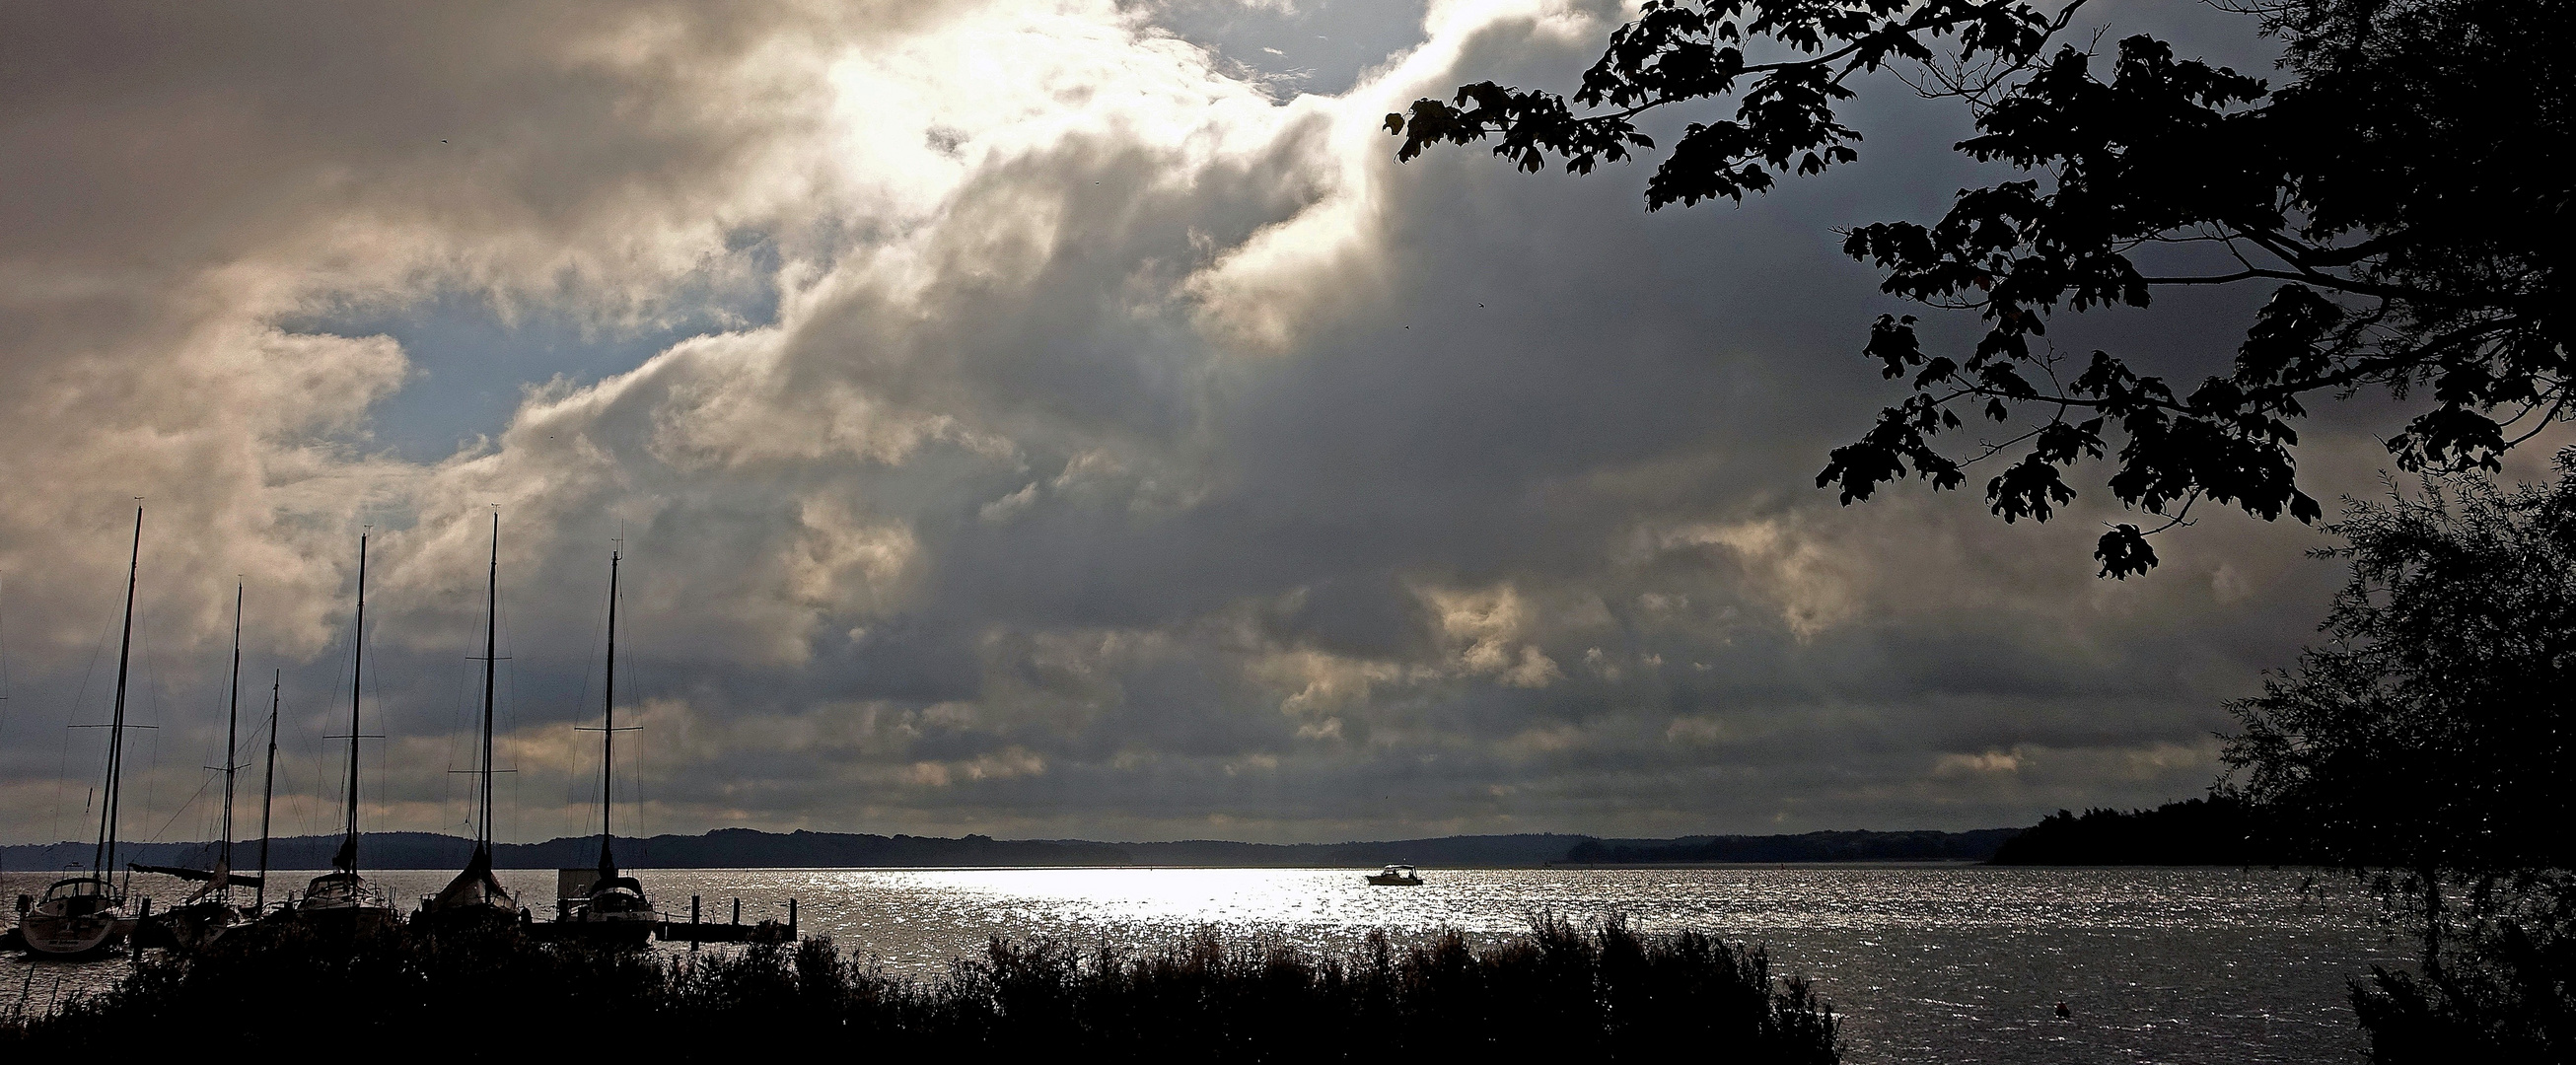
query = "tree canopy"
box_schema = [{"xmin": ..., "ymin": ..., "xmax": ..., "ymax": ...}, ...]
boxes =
[
  {"xmin": 2222, "ymin": 452, "xmax": 2576, "ymax": 877},
  {"xmin": 2217, "ymin": 454, "xmax": 2576, "ymax": 1060},
  {"xmin": 1388, "ymin": 0, "xmax": 2574, "ymax": 575}
]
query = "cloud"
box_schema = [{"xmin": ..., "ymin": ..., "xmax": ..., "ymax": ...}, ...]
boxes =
[{"xmin": 0, "ymin": 0, "xmax": 2349, "ymax": 845}]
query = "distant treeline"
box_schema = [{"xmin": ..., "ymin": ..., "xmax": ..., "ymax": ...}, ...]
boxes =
[
  {"xmin": 0, "ymin": 802, "xmax": 2275, "ymax": 872},
  {"xmin": 1566, "ymin": 799, "xmax": 2278, "ymax": 867},
  {"xmin": 0, "ymin": 830, "xmax": 1594, "ymax": 872},
  {"xmin": 1562, "ymin": 829, "xmax": 2023, "ymax": 865},
  {"xmin": 0, "ymin": 831, "xmax": 1129, "ymax": 873},
  {"xmin": 1985, "ymin": 797, "xmax": 2265, "ymax": 866}
]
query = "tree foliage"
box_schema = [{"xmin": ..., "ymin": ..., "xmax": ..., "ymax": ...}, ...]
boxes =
[
  {"xmin": 1983, "ymin": 797, "xmax": 2262, "ymax": 865},
  {"xmin": 2347, "ymin": 880, "xmax": 2576, "ymax": 1064},
  {"xmin": 1388, "ymin": 0, "xmax": 2574, "ymax": 575},
  {"xmin": 2221, "ymin": 453, "xmax": 2576, "ymax": 875},
  {"xmin": 2221, "ymin": 454, "xmax": 2576, "ymax": 1061}
]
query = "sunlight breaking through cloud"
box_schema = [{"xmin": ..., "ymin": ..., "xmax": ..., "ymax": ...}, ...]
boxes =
[{"xmin": 0, "ymin": 0, "xmax": 2348, "ymax": 845}]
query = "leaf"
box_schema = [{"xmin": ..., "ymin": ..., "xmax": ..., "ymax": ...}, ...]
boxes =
[{"xmin": 2095, "ymin": 526, "xmax": 2158, "ymax": 578}]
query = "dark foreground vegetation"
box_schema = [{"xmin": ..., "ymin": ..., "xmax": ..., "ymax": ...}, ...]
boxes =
[
  {"xmin": 2, "ymin": 917, "xmax": 1836, "ymax": 1062},
  {"xmin": 2219, "ymin": 456, "xmax": 2576, "ymax": 1063}
]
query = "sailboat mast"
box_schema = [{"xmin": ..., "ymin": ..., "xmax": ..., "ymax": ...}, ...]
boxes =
[
  {"xmin": 256, "ymin": 670, "xmax": 278, "ymax": 912},
  {"xmin": 95, "ymin": 506, "xmax": 142, "ymax": 882},
  {"xmin": 342, "ymin": 532, "xmax": 367, "ymax": 871},
  {"xmin": 599, "ymin": 548, "xmax": 617, "ymax": 873},
  {"xmin": 218, "ymin": 582, "xmax": 243, "ymax": 883},
  {"xmin": 478, "ymin": 512, "xmax": 499, "ymax": 853}
]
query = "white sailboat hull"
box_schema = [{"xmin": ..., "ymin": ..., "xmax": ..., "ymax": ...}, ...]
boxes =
[
  {"xmin": 15, "ymin": 879, "xmax": 135, "ymax": 957},
  {"xmin": 293, "ymin": 873, "xmax": 397, "ymax": 931},
  {"xmin": 553, "ymin": 906, "xmax": 657, "ymax": 947},
  {"xmin": 16, "ymin": 910, "xmax": 132, "ymax": 957}
]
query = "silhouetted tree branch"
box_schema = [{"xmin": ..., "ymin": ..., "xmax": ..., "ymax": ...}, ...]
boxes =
[{"xmin": 1390, "ymin": 0, "xmax": 2574, "ymax": 575}]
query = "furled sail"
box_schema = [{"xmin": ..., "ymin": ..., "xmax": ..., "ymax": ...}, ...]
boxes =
[{"xmin": 431, "ymin": 845, "xmax": 516, "ymax": 913}]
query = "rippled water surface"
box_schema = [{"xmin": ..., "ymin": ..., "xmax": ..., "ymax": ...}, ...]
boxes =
[{"xmin": 7, "ymin": 865, "xmax": 2398, "ymax": 1063}]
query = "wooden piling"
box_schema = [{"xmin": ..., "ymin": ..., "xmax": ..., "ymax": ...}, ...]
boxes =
[{"xmin": 650, "ymin": 892, "xmax": 797, "ymax": 945}]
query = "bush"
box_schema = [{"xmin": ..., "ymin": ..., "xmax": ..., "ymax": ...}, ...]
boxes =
[
  {"xmin": 2, "ymin": 914, "xmax": 1836, "ymax": 1062},
  {"xmin": 2350, "ymin": 874, "xmax": 2576, "ymax": 1064}
]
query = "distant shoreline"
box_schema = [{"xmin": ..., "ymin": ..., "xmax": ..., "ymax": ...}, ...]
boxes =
[
  {"xmin": 2, "ymin": 826, "xmax": 2021, "ymax": 872},
  {"xmin": 3, "ymin": 802, "xmax": 2278, "ymax": 872}
]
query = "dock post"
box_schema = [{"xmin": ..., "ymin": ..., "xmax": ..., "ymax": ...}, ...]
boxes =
[
  {"xmin": 690, "ymin": 895, "xmax": 702, "ymax": 952},
  {"xmin": 788, "ymin": 898, "xmax": 797, "ymax": 939},
  {"xmin": 732, "ymin": 897, "xmax": 740, "ymax": 926},
  {"xmin": 133, "ymin": 898, "xmax": 151, "ymax": 959}
]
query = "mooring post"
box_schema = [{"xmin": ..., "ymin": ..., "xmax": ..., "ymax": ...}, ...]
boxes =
[
  {"xmin": 788, "ymin": 897, "xmax": 798, "ymax": 939},
  {"xmin": 132, "ymin": 898, "xmax": 151, "ymax": 959},
  {"xmin": 689, "ymin": 894, "xmax": 702, "ymax": 951},
  {"xmin": 732, "ymin": 896, "xmax": 741, "ymax": 926}
]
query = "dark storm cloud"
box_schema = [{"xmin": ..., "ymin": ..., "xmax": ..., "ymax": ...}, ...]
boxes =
[{"xmin": 0, "ymin": 0, "xmax": 2381, "ymax": 845}]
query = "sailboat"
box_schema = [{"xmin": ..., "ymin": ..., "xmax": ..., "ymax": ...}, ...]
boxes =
[
  {"xmin": 554, "ymin": 546, "xmax": 656, "ymax": 946},
  {"xmin": 14, "ymin": 507, "xmax": 146, "ymax": 957},
  {"xmin": 296, "ymin": 531, "xmax": 395, "ymax": 931},
  {"xmin": 143, "ymin": 582, "xmax": 262, "ymax": 949},
  {"xmin": 422, "ymin": 512, "xmax": 519, "ymax": 927}
]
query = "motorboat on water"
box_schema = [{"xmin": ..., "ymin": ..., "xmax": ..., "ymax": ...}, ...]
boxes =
[
  {"xmin": 15, "ymin": 508, "xmax": 149, "ymax": 958},
  {"xmin": 1366, "ymin": 864, "xmax": 1423, "ymax": 886}
]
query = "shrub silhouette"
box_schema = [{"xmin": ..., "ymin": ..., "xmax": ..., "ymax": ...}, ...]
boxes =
[{"xmin": 5, "ymin": 914, "xmax": 1836, "ymax": 1062}]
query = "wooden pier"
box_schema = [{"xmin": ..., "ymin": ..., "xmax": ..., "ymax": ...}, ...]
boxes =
[{"xmin": 652, "ymin": 895, "xmax": 797, "ymax": 944}]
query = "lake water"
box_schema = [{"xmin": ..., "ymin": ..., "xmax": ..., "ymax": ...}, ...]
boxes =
[{"xmin": 5, "ymin": 865, "xmax": 2401, "ymax": 1062}]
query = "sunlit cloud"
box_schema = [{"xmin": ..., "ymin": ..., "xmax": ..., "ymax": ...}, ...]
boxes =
[{"xmin": 0, "ymin": 0, "xmax": 2337, "ymax": 845}]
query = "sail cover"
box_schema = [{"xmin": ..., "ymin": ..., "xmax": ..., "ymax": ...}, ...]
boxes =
[
  {"xmin": 183, "ymin": 857, "xmax": 230, "ymax": 901},
  {"xmin": 430, "ymin": 845, "xmax": 516, "ymax": 913},
  {"xmin": 130, "ymin": 863, "xmax": 262, "ymax": 888}
]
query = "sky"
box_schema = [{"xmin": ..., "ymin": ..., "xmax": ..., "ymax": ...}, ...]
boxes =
[{"xmin": 0, "ymin": 0, "xmax": 2485, "ymax": 847}]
